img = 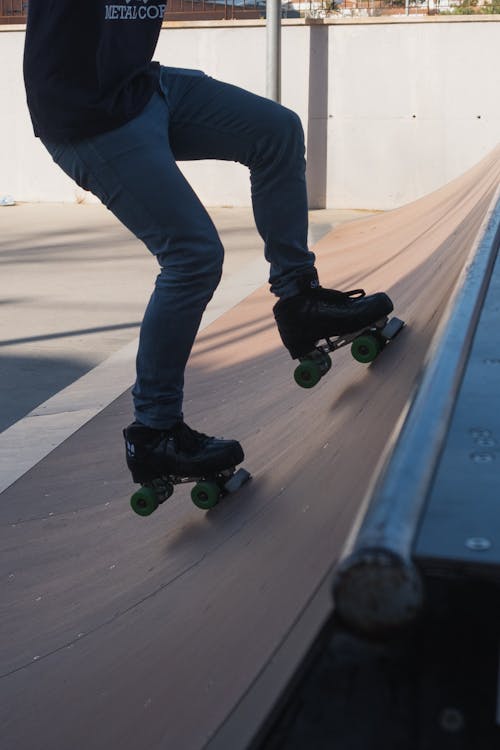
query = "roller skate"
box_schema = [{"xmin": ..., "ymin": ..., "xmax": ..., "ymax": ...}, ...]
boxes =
[
  {"xmin": 273, "ymin": 270, "xmax": 404, "ymax": 388},
  {"xmin": 124, "ymin": 421, "xmax": 250, "ymax": 516}
]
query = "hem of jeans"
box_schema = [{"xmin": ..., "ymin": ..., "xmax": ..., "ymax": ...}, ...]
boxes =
[
  {"xmin": 270, "ymin": 262, "xmax": 318, "ymax": 299},
  {"xmin": 133, "ymin": 414, "xmax": 182, "ymax": 430}
]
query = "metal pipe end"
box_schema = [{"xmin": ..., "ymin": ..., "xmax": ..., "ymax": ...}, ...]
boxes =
[{"xmin": 332, "ymin": 548, "xmax": 424, "ymax": 638}]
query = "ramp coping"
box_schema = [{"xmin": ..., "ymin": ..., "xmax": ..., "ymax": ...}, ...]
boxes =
[{"xmin": 332, "ymin": 185, "xmax": 500, "ymax": 636}]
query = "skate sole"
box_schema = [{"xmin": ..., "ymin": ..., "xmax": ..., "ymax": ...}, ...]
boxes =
[
  {"xmin": 130, "ymin": 467, "xmax": 251, "ymax": 516},
  {"xmin": 293, "ymin": 316, "xmax": 405, "ymax": 389}
]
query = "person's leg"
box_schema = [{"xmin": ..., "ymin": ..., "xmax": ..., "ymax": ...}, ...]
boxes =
[
  {"xmin": 42, "ymin": 78, "xmax": 224, "ymax": 429},
  {"xmin": 161, "ymin": 69, "xmax": 316, "ymax": 298},
  {"xmin": 162, "ymin": 71, "xmax": 394, "ymax": 360}
]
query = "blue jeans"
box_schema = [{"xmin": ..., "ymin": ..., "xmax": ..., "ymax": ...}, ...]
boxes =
[{"xmin": 42, "ymin": 67, "xmax": 316, "ymax": 428}]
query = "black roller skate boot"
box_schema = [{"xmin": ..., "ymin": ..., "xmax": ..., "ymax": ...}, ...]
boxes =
[
  {"xmin": 273, "ymin": 269, "xmax": 402, "ymax": 388},
  {"xmin": 124, "ymin": 421, "xmax": 249, "ymax": 516}
]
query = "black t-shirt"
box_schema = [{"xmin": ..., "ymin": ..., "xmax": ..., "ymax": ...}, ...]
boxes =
[{"xmin": 23, "ymin": 1, "xmax": 165, "ymax": 141}]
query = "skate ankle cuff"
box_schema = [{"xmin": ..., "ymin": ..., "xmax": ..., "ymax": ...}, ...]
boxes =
[{"xmin": 295, "ymin": 268, "xmax": 320, "ymax": 294}]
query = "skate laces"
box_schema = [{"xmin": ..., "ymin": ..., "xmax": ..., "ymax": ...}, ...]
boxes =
[{"xmin": 315, "ymin": 287, "xmax": 366, "ymax": 304}]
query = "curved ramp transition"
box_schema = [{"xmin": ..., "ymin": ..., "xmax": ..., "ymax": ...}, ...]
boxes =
[{"xmin": 1, "ymin": 146, "xmax": 500, "ymax": 750}]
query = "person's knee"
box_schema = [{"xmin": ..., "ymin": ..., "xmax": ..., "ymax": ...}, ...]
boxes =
[
  {"xmin": 205, "ymin": 241, "xmax": 224, "ymax": 290},
  {"xmin": 156, "ymin": 237, "xmax": 224, "ymax": 294},
  {"xmin": 255, "ymin": 105, "xmax": 305, "ymax": 168},
  {"xmin": 281, "ymin": 108, "xmax": 304, "ymax": 144},
  {"xmin": 193, "ymin": 237, "xmax": 224, "ymax": 288}
]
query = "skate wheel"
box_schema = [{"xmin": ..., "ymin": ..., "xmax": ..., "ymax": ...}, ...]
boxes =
[
  {"xmin": 294, "ymin": 354, "xmax": 331, "ymax": 388},
  {"xmin": 351, "ymin": 334, "xmax": 382, "ymax": 364},
  {"xmin": 130, "ymin": 487, "xmax": 159, "ymax": 516},
  {"xmin": 294, "ymin": 360, "xmax": 318, "ymax": 388},
  {"xmin": 191, "ymin": 481, "xmax": 220, "ymax": 510}
]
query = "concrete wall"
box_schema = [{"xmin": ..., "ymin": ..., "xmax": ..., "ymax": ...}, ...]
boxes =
[
  {"xmin": 1, "ymin": 17, "xmax": 499, "ymax": 210},
  {"xmin": 325, "ymin": 18, "xmax": 500, "ymax": 209}
]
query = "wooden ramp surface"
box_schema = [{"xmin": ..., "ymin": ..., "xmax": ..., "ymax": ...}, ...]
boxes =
[{"xmin": 1, "ymin": 146, "xmax": 500, "ymax": 750}]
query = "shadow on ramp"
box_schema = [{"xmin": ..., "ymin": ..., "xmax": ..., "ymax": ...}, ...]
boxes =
[{"xmin": 1, "ymin": 146, "xmax": 500, "ymax": 750}]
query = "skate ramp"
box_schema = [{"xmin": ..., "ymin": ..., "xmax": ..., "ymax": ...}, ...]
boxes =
[{"xmin": 1, "ymin": 145, "xmax": 500, "ymax": 750}]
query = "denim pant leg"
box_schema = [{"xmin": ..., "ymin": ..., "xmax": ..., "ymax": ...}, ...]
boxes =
[
  {"xmin": 163, "ymin": 69, "xmax": 316, "ymax": 297},
  {"xmin": 42, "ymin": 68, "xmax": 316, "ymax": 429},
  {"xmin": 42, "ymin": 79, "xmax": 224, "ymax": 429}
]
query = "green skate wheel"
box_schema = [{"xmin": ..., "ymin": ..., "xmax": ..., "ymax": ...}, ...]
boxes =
[
  {"xmin": 130, "ymin": 486, "xmax": 159, "ymax": 516},
  {"xmin": 191, "ymin": 481, "xmax": 220, "ymax": 510},
  {"xmin": 294, "ymin": 360, "xmax": 322, "ymax": 388},
  {"xmin": 294, "ymin": 354, "xmax": 331, "ymax": 388},
  {"xmin": 351, "ymin": 334, "xmax": 382, "ymax": 364}
]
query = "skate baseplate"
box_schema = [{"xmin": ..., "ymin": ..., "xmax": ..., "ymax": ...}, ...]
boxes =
[
  {"xmin": 294, "ymin": 316, "xmax": 405, "ymax": 389},
  {"xmin": 130, "ymin": 466, "xmax": 251, "ymax": 516}
]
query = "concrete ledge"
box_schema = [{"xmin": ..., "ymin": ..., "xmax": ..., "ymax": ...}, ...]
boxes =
[
  {"xmin": 316, "ymin": 13, "xmax": 500, "ymax": 24},
  {"xmin": 3, "ymin": 14, "xmax": 498, "ymax": 32},
  {"xmin": 162, "ymin": 15, "xmax": 500, "ymax": 29}
]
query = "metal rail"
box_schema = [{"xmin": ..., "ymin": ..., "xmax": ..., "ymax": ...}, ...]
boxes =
[{"xmin": 332, "ymin": 186, "xmax": 500, "ymax": 637}]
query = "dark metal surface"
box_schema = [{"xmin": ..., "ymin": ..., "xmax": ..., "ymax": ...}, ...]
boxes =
[
  {"xmin": 259, "ymin": 579, "xmax": 500, "ymax": 750},
  {"xmin": 333, "ymin": 187, "xmax": 500, "ymax": 635},
  {"xmin": 415, "ymin": 214, "xmax": 500, "ymax": 577}
]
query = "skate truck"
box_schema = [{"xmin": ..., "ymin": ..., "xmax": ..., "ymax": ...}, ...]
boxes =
[
  {"xmin": 293, "ymin": 316, "xmax": 405, "ymax": 389},
  {"xmin": 130, "ymin": 467, "xmax": 251, "ymax": 516}
]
